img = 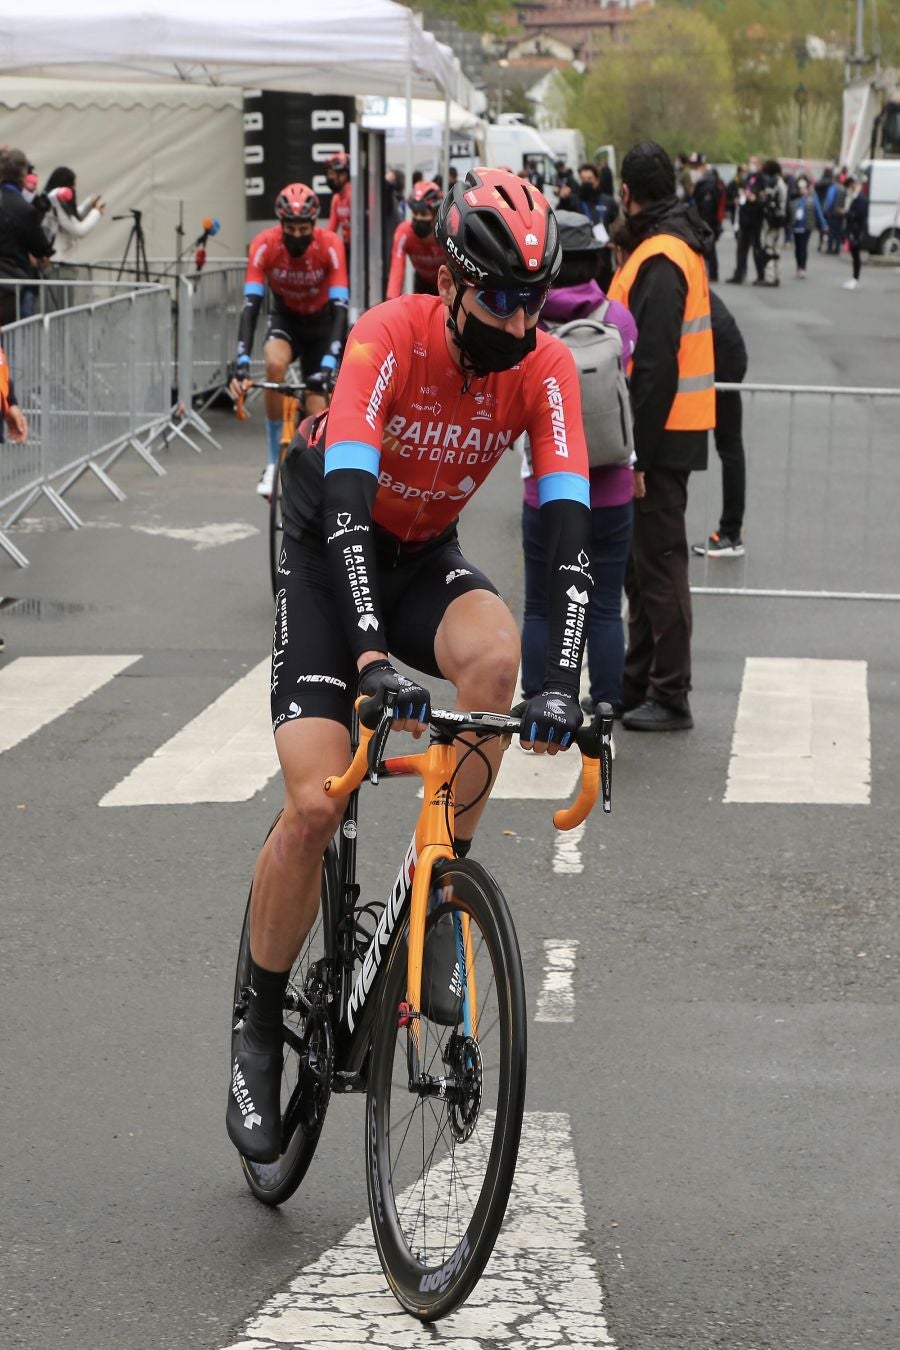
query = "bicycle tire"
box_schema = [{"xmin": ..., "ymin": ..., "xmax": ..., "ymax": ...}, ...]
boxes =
[
  {"xmin": 365, "ymin": 857, "xmax": 526, "ymax": 1320},
  {"xmin": 268, "ymin": 464, "xmax": 283, "ymax": 599},
  {"xmin": 233, "ymin": 828, "xmax": 338, "ymax": 1206}
]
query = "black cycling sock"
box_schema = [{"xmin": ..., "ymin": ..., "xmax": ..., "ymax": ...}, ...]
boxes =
[
  {"xmin": 244, "ymin": 958, "xmax": 291, "ymax": 1047},
  {"xmin": 453, "ymin": 836, "xmax": 472, "ymax": 859}
]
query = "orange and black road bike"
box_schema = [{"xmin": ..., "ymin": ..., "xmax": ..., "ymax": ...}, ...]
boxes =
[
  {"xmin": 235, "ymin": 379, "xmax": 329, "ymax": 597},
  {"xmin": 232, "ymin": 687, "xmax": 613, "ymax": 1320}
]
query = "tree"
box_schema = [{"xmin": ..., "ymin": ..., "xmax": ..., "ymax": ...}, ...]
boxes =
[
  {"xmin": 563, "ymin": 7, "xmax": 739, "ymax": 163},
  {"xmin": 398, "ymin": 0, "xmax": 515, "ymax": 34}
]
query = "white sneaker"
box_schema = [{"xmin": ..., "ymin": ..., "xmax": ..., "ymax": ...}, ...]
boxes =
[
  {"xmin": 842, "ymin": 278, "xmax": 859, "ymax": 290},
  {"xmin": 256, "ymin": 463, "xmax": 276, "ymax": 498}
]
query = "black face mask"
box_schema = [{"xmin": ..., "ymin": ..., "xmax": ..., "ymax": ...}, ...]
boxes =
[
  {"xmin": 412, "ymin": 217, "xmax": 433, "ymax": 238},
  {"xmin": 448, "ymin": 292, "xmax": 537, "ymax": 376},
  {"xmin": 283, "ymin": 232, "xmax": 312, "ymax": 258}
]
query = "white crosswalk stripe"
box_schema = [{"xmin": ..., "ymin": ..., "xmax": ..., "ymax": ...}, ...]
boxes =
[
  {"xmin": 725, "ymin": 657, "xmax": 870, "ymax": 804},
  {"xmin": 0, "ymin": 654, "xmax": 140, "ymax": 755},
  {"xmin": 535, "ymin": 940, "xmax": 580, "ymax": 1022},
  {"xmin": 218, "ymin": 1112, "xmax": 617, "ymax": 1349},
  {"xmin": 100, "ymin": 658, "xmax": 277, "ymax": 806}
]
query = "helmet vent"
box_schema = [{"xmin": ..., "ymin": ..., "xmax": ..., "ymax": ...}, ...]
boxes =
[
  {"xmin": 494, "ymin": 183, "xmax": 516, "ymax": 211},
  {"xmin": 522, "ymin": 183, "xmax": 535, "ymax": 211}
]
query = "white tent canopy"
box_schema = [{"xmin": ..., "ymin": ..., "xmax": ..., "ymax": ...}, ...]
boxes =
[{"xmin": 0, "ymin": 0, "xmax": 475, "ymax": 105}]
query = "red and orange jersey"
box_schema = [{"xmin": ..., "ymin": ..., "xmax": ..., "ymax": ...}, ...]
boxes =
[{"xmin": 244, "ymin": 225, "xmax": 348, "ymax": 316}]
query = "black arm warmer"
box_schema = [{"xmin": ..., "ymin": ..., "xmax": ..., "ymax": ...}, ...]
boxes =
[
  {"xmin": 236, "ymin": 293, "xmax": 263, "ymax": 362},
  {"xmin": 327, "ymin": 298, "xmax": 349, "ymax": 365},
  {"xmin": 541, "ymin": 497, "xmax": 594, "ymax": 693},
  {"xmin": 322, "ymin": 467, "xmax": 388, "ymax": 661}
]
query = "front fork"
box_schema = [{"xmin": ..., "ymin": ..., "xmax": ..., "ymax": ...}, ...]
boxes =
[{"xmin": 402, "ymin": 846, "xmax": 478, "ymax": 1094}]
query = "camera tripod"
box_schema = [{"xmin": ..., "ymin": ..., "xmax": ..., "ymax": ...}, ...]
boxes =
[{"xmin": 113, "ymin": 208, "xmax": 150, "ymax": 282}]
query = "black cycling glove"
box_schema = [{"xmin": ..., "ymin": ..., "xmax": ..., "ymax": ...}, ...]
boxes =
[
  {"xmin": 520, "ymin": 685, "xmax": 583, "ymax": 750},
  {"xmin": 305, "ymin": 368, "xmax": 334, "ymax": 396},
  {"xmin": 358, "ymin": 659, "xmax": 431, "ymax": 726}
]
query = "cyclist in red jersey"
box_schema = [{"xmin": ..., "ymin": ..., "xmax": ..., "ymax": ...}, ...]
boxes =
[
  {"xmin": 227, "ymin": 168, "xmax": 595, "ymax": 1164},
  {"xmin": 326, "ymin": 151, "xmax": 352, "ymax": 258},
  {"xmin": 229, "ymin": 182, "xmax": 349, "ymax": 498},
  {"xmin": 386, "ymin": 179, "xmax": 444, "ymax": 299}
]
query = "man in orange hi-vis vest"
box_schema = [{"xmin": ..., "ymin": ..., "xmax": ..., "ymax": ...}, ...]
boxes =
[{"xmin": 608, "ymin": 140, "xmax": 715, "ymax": 732}]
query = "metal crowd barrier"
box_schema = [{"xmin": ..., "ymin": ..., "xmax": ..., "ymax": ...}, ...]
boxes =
[
  {"xmin": 691, "ymin": 382, "xmax": 900, "ymax": 602},
  {"xmin": 1, "ymin": 288, "xmax": 172, "ymax": 567},
  {"xmin": 0, "ymin": 275, "xmax": 163, "ymax": 324}
]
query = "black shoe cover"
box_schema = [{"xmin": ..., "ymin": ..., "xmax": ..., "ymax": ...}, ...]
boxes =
[
  {"xmin": 422, "ymin": 911, "xmax": 465, "ymax": 1026},
  {"xmin": 226, "ymin": 1024, "xmax": 283, "ymax": 1163}
]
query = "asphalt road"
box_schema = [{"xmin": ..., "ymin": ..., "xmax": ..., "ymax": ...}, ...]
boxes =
[{"xmin": 2, "ymin": 234, "xmax": 899, "ymax": 1350}]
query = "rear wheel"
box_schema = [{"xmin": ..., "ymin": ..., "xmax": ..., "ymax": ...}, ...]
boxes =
[
  {"xmin": 233, "ymin": 829, "xmax": 338, "ymax": 1206},
  {"xmin": 365, "ymin": 858, "xmax": 526, "ymax": 1320}
]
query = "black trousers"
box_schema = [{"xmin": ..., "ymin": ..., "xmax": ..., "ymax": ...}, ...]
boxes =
[
  {"xmin": 623, "ymin": 467, "xmax": 694, "ymax": 714},
  {"xmin": 714, "ymin": 381, "xmax": 745, "ymax": 538},
  {"xmin": 735, "ymin": 224, "xmax": 762, "ymax": 281}
]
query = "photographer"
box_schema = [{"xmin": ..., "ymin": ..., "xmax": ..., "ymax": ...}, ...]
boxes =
[{"xmin": 42, "ymin": 167, "xmax": 105, "ymax": 260}]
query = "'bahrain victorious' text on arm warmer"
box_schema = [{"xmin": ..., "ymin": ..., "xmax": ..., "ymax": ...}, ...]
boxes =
[
  {"xmin": 236, "ymin": 291, "xmax": 262, "ymax": 363},
  {"xmin": 322, "ymin": 464, "xmax": 388, "ymax": 661},
  {"xmin": 540, "ymin": 498, "xmax": 594, "ymax": 692}
]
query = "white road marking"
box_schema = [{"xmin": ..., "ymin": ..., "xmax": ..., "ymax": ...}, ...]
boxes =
[
  {"xmin": 553, "ymin": 819, "xmax": 586, "ymax": 874},
  {"xmin": 535, "ymin": 940, "xmax": 580, "ymax": 1023},
  {"xmin": 130, "ymin": 522, "xmax": 259, "ymax": 549},
  {"xmin": 100, "ymin": 658, "xmax": 277, "ymax": 806},
  {"xmin": 725, "ymin": 657, "xmax": 870, "ymax": 805},
  {"xmin": 219, "ymin": 1111, "xmax": 617, "ymax": 1349},
  {"xmin": 0, "ymin": 654, "xmax": 140, "ymax": 755}
]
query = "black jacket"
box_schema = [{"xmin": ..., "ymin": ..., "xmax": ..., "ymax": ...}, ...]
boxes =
[
  {"xmin": 625, "ymin": 199, "xmax": 713, "ymax": 473},
  {"xmin": 710, "ymin": 291, "xmax": 747, "ymax": 383},
  {"xmin": 0, "ymin": 185, "xmax": 52, "ymax": 280}
]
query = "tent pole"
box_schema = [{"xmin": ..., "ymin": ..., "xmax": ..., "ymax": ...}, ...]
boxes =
[
  {"xmin": 443, "ymin": 88, "xmax": 451, "ymax": 187},
  {"xmin": 404, "ymin": 68, "xmax": 413, "ymax": 208}
]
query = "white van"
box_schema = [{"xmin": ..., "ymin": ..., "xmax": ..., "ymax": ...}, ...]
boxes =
[{"xmin": 861, "ymin": 158, "xmax": 900, "ymax": 254}]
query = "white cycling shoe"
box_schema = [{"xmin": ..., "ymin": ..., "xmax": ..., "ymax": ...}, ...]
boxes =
[{"xmin": 256, "ymin": 463, "xmax": 276, "ymax": 499}]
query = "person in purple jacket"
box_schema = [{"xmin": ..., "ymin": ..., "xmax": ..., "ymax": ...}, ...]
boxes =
[{"xmin": 520, "ymin": 210, "xmax": 639, "ymax": 716}]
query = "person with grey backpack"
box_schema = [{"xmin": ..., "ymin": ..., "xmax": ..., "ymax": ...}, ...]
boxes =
[{"xmin": 520, "ymin": 210, "xmax": 638, "ymax": 718}]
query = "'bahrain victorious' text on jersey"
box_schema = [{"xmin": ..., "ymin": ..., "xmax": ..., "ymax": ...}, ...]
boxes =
[
  {"xmin": 321, "ymin": 294, "xmax": 590, "ymax": 543},
  {"xmin": 245, "ymin": 225, "xmax": 348, "ymax": 316}
]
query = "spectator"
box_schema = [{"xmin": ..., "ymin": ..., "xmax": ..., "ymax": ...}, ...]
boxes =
[
  {"xmin": 814, "ymin": 167, "xmax": 832, "ymax": 252},
  {"xmin": 0, "ymin": 148, "xmax": 52, "ymax": 325},
  {"xmin": 757, "ymin": 159, "xmax": 788, "ymax": 287},
  {"xmin": 597, "ymin": 157, "xmax": 615, "ymax": 197},
  {"xmin": 842, "ymin": 175, "xmax": 869, "ymax": 290},
  {"xmin": 552, "ymin": 158, "xmax": 578, "ymax": 205},
  {"xmin": 726, "ymin": 155, "xmax": 765, "ymax": 285},
  {"xmin": 788, "ymin": 175, "xmax": 825, "ymax": 279},
  {"xmin": 574, "ymin": 162, "xmax": 620, "ymax": 289},
  {"xmin": 607, "ymin": 140, "xmax": 715, "ymax": 732},
  {"xmin": 824, "ymin": 173, "xmax": 846, "ymax": 255},
  {"xmin": 675, "ymin": 153, "xmax": 693, "ymax": 202},
  {"xmin": 692, "ymin": 159, "xmax": 725, "ymax": 281},
  {"xmin": 691, "ymin": 290, "xmax": 749, "ymax": 559},
  {"xmin": 42, "ymin": 167, "xmax": 105, "ymax": 260},
  {"xmin": 520, "ymin": 209, "xmax": 638, "ymax": 718},
  {"xmin": 725, "ymin": 167, "xmax": 744, "ymax": 229}
]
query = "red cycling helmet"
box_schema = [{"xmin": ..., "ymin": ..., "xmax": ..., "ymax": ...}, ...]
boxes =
[
  {"xmin": 435, "ymin": 166, "xmax": 561, "ymax": 290},
  {"xmin": 326, "ymin": 152, "xmax": 350, "ymax": 173},
  {"xmin": 274, "ymin": 182, "xmax": 319, "ymax": 222},
  {"xmin": 409, "ymin": 179, "xmax": 443, "ymax": 212}
]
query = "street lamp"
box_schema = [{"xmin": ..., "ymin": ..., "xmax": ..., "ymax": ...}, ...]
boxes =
[
  {"xmin": 794, "ymin": 82, "xmax": 808, "ymax": 161},
  {"xmin": 497, "ymin": 58, "xmax": 509, "ymax": 118}
]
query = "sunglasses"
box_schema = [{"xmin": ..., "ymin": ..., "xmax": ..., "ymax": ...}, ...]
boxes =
[{"xmin": 459, "ymin": 280, "xmax": 549, "ymax": 319}]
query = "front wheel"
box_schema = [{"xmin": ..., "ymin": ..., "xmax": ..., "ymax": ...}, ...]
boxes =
[
  {"xmin": 232, "ymin": 829, "xmax": 338, "ymax": 1206},
  {"xmin": 365, "ymin": 858, "xmax": 527, "ymax": 1321}
]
